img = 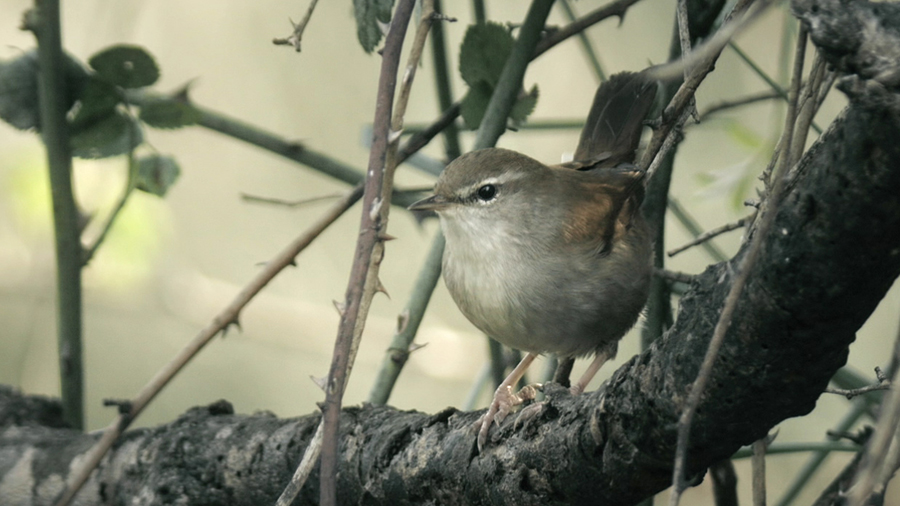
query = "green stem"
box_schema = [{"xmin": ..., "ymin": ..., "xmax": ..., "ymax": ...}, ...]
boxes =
[
  {"xmin": 82, "ymin": 135, "xmax": 138, "ymax": 266},
  {"xmin": 471, "ymin": 0, "xmax": 486, "ymax": 24},
  {"xmin": 733, "ymin": 442, "xmax": 861, "ymax": 459},
  {"xmin": 368, "ymin": 233, "xmax": 445, "ymax": 405},
  {"xmin": 430, "ymin": 0, "xmax": 462, "ymax": 161},
  {"xmin": 32, "ymin": 0, "xmax": 84, "ymax": 430},
  {"xmin": 474, "ymin": 0, "xmax": 555, "ymax": 150}
]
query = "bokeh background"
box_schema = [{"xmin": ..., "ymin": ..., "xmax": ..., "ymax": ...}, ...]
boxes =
[{"xmin": 0, "ymin": 1, "xmax": 897, "ymax": 504}]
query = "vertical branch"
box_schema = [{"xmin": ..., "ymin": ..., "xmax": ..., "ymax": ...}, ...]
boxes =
[
  {"xmin": 430, "ymin": 0, "xmax": 461, "ymax": 161},
  {"xmin": 474, "ymin": 0, "xmax": 554, "ymax": 150},
  {"xmin": 752, "ymin": 439, "xmax": 768, "ymax": 506},
  {"xmin": 318, "ymin": 1, "xmax": 422, "ymax": 504},
  {"xmin": 29, "ymin": 0, "xmax": 84, "ymax": 430}
]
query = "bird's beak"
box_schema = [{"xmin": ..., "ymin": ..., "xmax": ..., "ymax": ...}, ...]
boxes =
[{"xmin": 408, "ymin": 194, "xmax": 451, "ymax": 212}]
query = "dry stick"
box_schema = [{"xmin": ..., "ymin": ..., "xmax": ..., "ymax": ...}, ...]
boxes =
[
  {"xmin": 752, "ymin": 438, "xmax": 768, "ymax": 506},
  {"xmin": 52, "ymin": 185, "xmax": 363, "ymax": 506},
  {"xmin": 640, "ymin": 0, "xmax": 759, "ymax": 176},
  {"xmin": 667, "ymin": 26, "xmax": 809, "ymax": 506},
  {"xmin": 848, "ymin": 346, "xmax": 900, "ymax": 506},
  {"xmin": 667, "ymin": 215, "xmax": 751, "ymax": 257},
  {"xmin": 272, "ymin": 0, "xmax": 320, "ymax": 51},
  {"xmin": 825, "ymin": 374, "xmax": 891, "ymax": 400},
  {"xmin": 700, "ymin": 91, "xmax": 783, "ymax": 120},
  {"xmin": 533, "ymin": 0, "xmax": 644, "ymax": 58},
  {"xmin": 789, "ymin": 53, "xmax": 827, "ymax": 168},
  {"xmin": 317, "ymin": 1, "xmax": 423, "ymax": 505}
]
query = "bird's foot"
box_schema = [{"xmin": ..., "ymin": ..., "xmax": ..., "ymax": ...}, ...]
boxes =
[{"xmin": 476, "ymin": 383, "xmax": 542, "ymax": 452}]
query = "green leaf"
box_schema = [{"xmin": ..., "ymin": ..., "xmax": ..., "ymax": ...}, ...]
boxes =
[
  {"xmin": 509, "ymin": 84, "xmax": 539, "ymax": 128},
  {"xmin": 71, "ymin": 109, "xmax": 144, "ymax": 159},
  {"xmin": 459, "ymin": 23, "xmax": 513, "ymax": 88},
  {"xmin": 460, "ymin": 82, "xmax": 492, "ymax": 130},
  {"xmin": 139, "ymin": 90, "xmax": 201, "ymax": 129},
  {"xmin": 88, "ymin": 45, "xmax": 160, "ymax": 89},
  {"xmin": 135, "ymin": 154, "xmax": 180, "ymax": 197},
  {"xmin": 354, "ymin": 0, "xmax": 395, "ymax": 53},
  {"xmin": 70, "ymin": 76, "xmax": 121, "ymax": 129},
  {"xmin": 0, "ymin": 49, "xmax": 87, "ymax": 130}
]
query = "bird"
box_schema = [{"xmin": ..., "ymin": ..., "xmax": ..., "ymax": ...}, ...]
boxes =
[{"xmin": 409, "ymin": 72, "xmax": 657, "ymax": 451}]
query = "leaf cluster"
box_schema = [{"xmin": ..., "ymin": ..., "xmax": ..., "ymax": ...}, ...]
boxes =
[{"xmin": 0, "ymin": 44, "xmax": 191, "ymax": 196}]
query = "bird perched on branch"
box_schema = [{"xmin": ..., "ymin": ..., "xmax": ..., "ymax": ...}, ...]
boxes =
[{"xmin": 410, "ymin": 72, "xmax": 657, "ymax": 451}]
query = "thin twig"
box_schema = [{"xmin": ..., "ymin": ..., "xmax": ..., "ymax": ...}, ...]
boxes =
[
  {"xmin": 825, "ymin": 367, "xmax": 891, "ymax": 400},
  {"xmin": 240, "ymin": 192, "xmax": 345, "ymax": 207},
  {"xmin": 641, "ymin": 0, "xmax": 761, "ymax": 177},
  {"xmin": 667, "ymin": 215, "xmax": 751, "ymax": 257},
  {"xmin": 668, "ymin": 25, "xmax": 808, "ymax": 506},
  {"xmin": 752, "ymin": 438, "xmax": 768, "ymax": 506},
  {"xmin": 317, "ymin": 1, "xmax": 423, "ymax": 504},
  {"xmin": 790, "ymin": 53, "xmax": 827, "ymax": 168},
  {"xmin": 700, "ymin": 91, "xmax": 782, "ymax": 120},
  {"xmin": 534, "ymin": 0, "xmax": 644, "ymax": 58},
  {"xmin": 272, "ymin": 0, "xmax": 320, "ymax": 51},
  {"xmin": 274, "ymin": 421, "xmax": 324, "ymax": 506},
  {"xmin": 81, "ymin": 148, "xmax": 137, "ymax": 266},
  {"xmin": 53, "ymin": 185, "xmax": 362, "ymax": 506}
]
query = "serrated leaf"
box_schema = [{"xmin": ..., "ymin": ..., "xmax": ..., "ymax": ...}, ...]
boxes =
[
  {"xmin": 460, "ymin": 83, "xmax": 492, "ymax": 130},
  {"xmin": 89, "ymin": 45, "xmax": 159, "ymax": 89},
  {"xmin": 71, "ymin": 110, "xmax": 143, "ymax": 159},
  {"xmin": 135, "ymin": 154, "xmax": 180, "ymax": 197},
  {"xmin": 509, "ymin": 85, "xmax": 539, "ymax": 127},
  {"xmin": 0, "ymin": 49, "xmax": 87, "ymax": 130},
  {"xmin": 459, "ymin": 23, "xmax": 513, "ymax": 88},
  {"xmin": 354, "ymin": 0, "xmax": 395, "ymax": 53},
  {"xmin": 139, "ymin": 93, "xmax": 200, "ymax": 129}
]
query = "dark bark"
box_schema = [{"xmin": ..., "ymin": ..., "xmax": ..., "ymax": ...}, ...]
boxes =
[{"xmin": 4, "ymin": 4, "xmax": 900, "ymax": 506}]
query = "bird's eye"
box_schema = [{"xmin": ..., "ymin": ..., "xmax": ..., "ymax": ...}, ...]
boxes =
[{"xmin": 475, "ymin": 184, "xmax": 497, "ymax": 201}]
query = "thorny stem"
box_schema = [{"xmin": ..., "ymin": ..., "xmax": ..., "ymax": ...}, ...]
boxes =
[{"xmin": 317, "ymin": 1, "xmax": 422, "ymax": 504}]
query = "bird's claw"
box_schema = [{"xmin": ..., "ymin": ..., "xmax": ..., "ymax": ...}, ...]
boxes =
[{"xmin": 476, "ymin": 383, "xmax": 542, "ymax": 452}]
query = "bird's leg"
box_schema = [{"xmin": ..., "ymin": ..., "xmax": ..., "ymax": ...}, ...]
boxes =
[
  {"xmin": 477, "ymin": 352, "xmax": 538, "ymax": 451},
  {"xmin": 570, "ymin": 348, "xmax": 615, "ymax": 395}
]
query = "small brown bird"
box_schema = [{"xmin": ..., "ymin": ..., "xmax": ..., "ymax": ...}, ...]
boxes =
[{"xmin": 409, "ymin": 72, "xmax": 656, "ymax": 450}]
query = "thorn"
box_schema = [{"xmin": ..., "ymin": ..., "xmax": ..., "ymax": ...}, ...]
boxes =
[
  {"xmin": 369, "ymin": 197, "xmax": 383, "ymax": 222},
  {"xmin": 408, "ymin": 342, "xmax": 427, "ymax": 353},
  {"xmin": 378, "ymin": 232, "xmax": 397, "ymax": 242},
  {"xmin": 102, "ymin": 398, "xmax": 133, "ymax": 414},
  {"xmin": 311, "ymin": 375, "xmax": 327, "ymax": 392},
  {"xmin": 396, "ymin": 309, "xmax": 410, "ymax": 334},
  {"xmin": 388, "ymin": 128, "xmax": 403, "ymax": 144},
  {"xmin": 223, "ymin": 317, "xmax": 242, "ymax": 337},
  {"xmin": 333, "ymin": 300, "xmax": 346, "ymax": 316},
  {"xmin": 375, "ymin": 278, "xmax": 390, "ymax": 299}
]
